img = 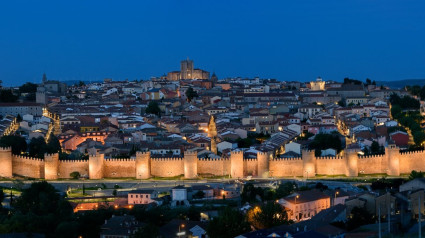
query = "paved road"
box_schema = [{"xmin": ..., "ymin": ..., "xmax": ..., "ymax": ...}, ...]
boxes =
[{"xmin": 0, "ymin": 177, "xmax": 366, "ymax": 196}]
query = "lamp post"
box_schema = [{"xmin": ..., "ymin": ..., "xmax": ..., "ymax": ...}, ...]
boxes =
[
  {"xmin": 295, "ymin": 195, "xmax": 300, "ymax": 220},
  {"xmin": 334, "ymin": 191, "xmax": 339, "ymax": 206}
]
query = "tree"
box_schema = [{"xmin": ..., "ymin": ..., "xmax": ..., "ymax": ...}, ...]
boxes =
[
  {"xmin": 193, "ymin": 190, "xmax": 205, "ymax": 199},
  {"xmin": 309, "ymin": 132, "xmax": 343, "ymax": 157},
  {"xmin": 145, "ymin": 101, "xmax": 161, "ymax": 116},
  {"xmin": 19, "ymin": 82, "xmax": 38, "ymax": 94},
  {"xmin": 133, "ymin": 223, "xmax": 160, "ymax": 238},
  {"xmin": 112, "ymin": 189, "xmax": 117, "ymax": 197},
  {"xmin": 47, "ymin": 134, "xmax": 61, "ymax": 153},
  {"xmin": 0, "ymin": 135, "xmax": 27, "ymax": 154},
  {"xmin": 0, "ymin": 89, "xmax": 18, "ymax": 102},
  {"xmin": 0, "ymin": 189, "xmax": 4, "ymax": 208},
  {"xmin": 185, "ymin": 87, "xmax": 198, "ymax": 102},
  {"xmin": 14, "ymin": 181, "xmax": 58, "ymax": 215},
  {"xmin": 28, "ymin": 137, "xmax": 48, "ymax": 158},
  {"xmin": 413, "ymin": 131, "xmax": 425, "ymax": 146},
  {"xmin": 241, "ymin": 183, "xmax": 264, "ymax": 203},
  {"xmin": 346, "ymin": 206, "xmax": 375, "ymax": 231},
  {"xmin": 70, "ymin": 171, "xmax": 81, "ymax": 179},
  {"xmin": 207, "ymin": 207, "xmax": 250, "ymax": 238},
  {"xmin": 370, "ymin": 141, "xmax": 381, "ymax": 154},
  {"xmin": 78, "ymin": 81, "xmax": 85, "ymax": 87},
  {"xmin": 16, "ymin": 114, "xmax": 22, "ymax": 122},
  {"xmin": 409, "ymin": 170, "xmax": 425, "ymax": 180},
  {"xmin": 275, "ymin": 182, "xmax": 297, "ymax": 199},
  {"xmin": 246, "ymin": 202, "xmax": 289, "ymax": 229}
]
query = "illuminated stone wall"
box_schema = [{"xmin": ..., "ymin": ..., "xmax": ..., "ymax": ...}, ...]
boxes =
[{"xmin": 1, "ymin": 146, "xmax": 425, "ymax": 179}]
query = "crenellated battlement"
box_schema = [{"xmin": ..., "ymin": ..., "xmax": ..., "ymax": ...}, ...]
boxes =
[
  {"xmin": 231, "ymin": 150, "xmax": 243, "ymax": 155},
  {"xmin": 136, "ymin": 151, "xmax": 150, "ymax": 156},
  {"xmin": 151, "ymin": 157, "xmax": 183, "ymax": 161},
  {"xmin": 0, "ymin": 147, "xmax": 12, "ymax": 152},
  {"xmin": 316, "ymin": 156, "xmax": 344, "ymax": 160},
  {"xmin": 12, "ymin": 155, "xmax": 43, "ymax": 162},
  {"xmin": 105, "ymin": 158, "xmax": 134, "ymax": 162},
  {"xmin": 244, "ymin": 158, "xmax": 258, "ymax": 161},
  {"xmin": 272, "ymin": 157, "xmax": 302, "ymax": 161},
  {"xmin": 400, "ymin": 150, "xmax": 425, "ymax": 155},
  {"xmin": 359, "ymin": 154, "xmax": 385, "ymax": 159},
  {"xmin": 1, "ymin": 147, "xmax": 425, "ymax": 179},
  {"xmin": 59, "ymin": 159, "xmax": 88, "ymax": 163}
]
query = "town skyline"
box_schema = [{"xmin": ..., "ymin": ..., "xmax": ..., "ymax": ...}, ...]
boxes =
[{"xmin": 1, "ymin": 1, "xmax": 425, "ymax": 85}]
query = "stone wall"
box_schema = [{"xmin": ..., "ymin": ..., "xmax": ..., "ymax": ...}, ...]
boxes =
[
  {"xmin": 0, "ymin": 147, "xmax": 12, "ymax": 177},
  {"xmin": 244, "ymin": 158, "xmax": 258, "ymax": 176},
  {"xmin": 151, "ymin": 157, "xmax": 184, "ymax": 177},
  {"xmin": 198, "ymin": 158, "xmax": 229, "ymax": 176},
  {"xmin": 58, "ymin": 160, "xmax": 89, "ymax": 178},
  {"xmin": 269, "ymin": 157, "xmax": 304, "ymax": 177},
  {"xmin": 315, "ymin": 156, "xmax": 346, "ymax": 176},
  {"xmin": 1, "ymin": 146, "xmax": 425, "ymax": 180},
  {"xmin": 104, "ymin": 158, "xmax": 136, "ymax": 178},
  {"xmin": 12, "ymin": 155, "xmax": 44, "ymax": 178}
]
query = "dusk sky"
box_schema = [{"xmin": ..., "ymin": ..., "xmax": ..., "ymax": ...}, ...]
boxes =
[{"xmin": 0, "ymin": 0, "xmax": 424, "ymax": 86}]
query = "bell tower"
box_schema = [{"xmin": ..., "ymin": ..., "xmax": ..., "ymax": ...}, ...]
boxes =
[{"xmin": 208, "ymin": 116, "xmax": 218, "ymax": 154}]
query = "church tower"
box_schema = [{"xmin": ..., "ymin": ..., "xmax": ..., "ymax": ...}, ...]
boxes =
[{"xmin": 208, "ymin": 116, "xmax": 218, "ymax": 154}]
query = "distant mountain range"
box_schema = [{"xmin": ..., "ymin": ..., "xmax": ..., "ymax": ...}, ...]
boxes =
[{"xmin": 376, "ymin": 79, "xmax": 425, "ymax": 89}]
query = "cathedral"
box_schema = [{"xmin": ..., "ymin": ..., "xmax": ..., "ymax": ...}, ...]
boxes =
[{"xmin": 167, "ymin": 58, "xmax": 210, "ymax": 80}]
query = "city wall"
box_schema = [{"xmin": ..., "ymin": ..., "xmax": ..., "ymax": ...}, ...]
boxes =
[{"xmin": 0, "ymin": 145, "xmax": 425, "ymax": 179}]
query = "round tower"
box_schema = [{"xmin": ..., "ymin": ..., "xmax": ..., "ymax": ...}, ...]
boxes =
[
  {"xmin": 386, "ymin": 143, "xmax": 400, "ymax": 176},
  {"xmin": 257, "ymin": 151, "xmax": 270, "ymax": 178},
  {"xmin": 44, "ymin": 153, "xmax": 59, "ymax": 180},
  {"xmin": 302, "ymin": 149, "xmax": 316, "ymax": 178},
  {"xmin": 230, "ymin": 150, "xmax": 244, "ymax": 178},
  {"xmin": 136, "ymin": 151, "xmax": 151, "ymax": 179},
  {"xmin": 89, "ymin": 153, "xmax": 104, "ymax": 179},
  {"xmin": 0, "ymin": 147, "xmax": 13, "ymax": 178},
  {"xmin": 345, "ymin": 149, "xmax": 359, "ymax": 177},
  {"xmin": 184, "ymin": 151, "xmax": 198, "ymax": 179}
]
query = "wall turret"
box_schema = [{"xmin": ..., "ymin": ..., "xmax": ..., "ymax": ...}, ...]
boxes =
[
  {"xmin": 302, "ymin": 149, "xmax": 316, "ymax": 178},
  {"xmin": 386, "ymin": 144, "xmax": 400, "ymax": 176},
  {"xmin": 89, "ymin": 153, "xmax": 104, "ymax": 179},
  {"xmin": 230, "ymin": 150, "xmax": 244, "ymax": 178},
  {"xmin": 184, "ymin": 151, "xmax": 198, "ymax": 179},
  {"xmin": 345, "ymin": 149, "xmax": 359, "ymax": 177},
  {"xmin": 44, "ymin": 153, "xmax": 59, "ymax": 179},
  {"xmin": 0, "ymin": 147, "xmax": 12, "ymax": 178},
  {"xmin": 136, "ymin": 151, "xmax": 151, "ymax": 179},
  {"xmin": 257, "ymin": 151, "xmax": 270, "ymax": 178}
]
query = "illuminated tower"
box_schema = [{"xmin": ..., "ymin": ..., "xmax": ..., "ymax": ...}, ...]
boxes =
[
  {"xmin": 180, "ymin": 58, "xmax": 194, "ymax": 79},
  {"xmin": 208, "ymin": 116, "xmax": 217, "ymax": 154}
]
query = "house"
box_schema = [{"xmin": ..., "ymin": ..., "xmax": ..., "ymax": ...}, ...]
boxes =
[
  {"xmin": 255, "ymin": 121, "xmax": 278, "ymax": 134},
  {"xmin": 400, "ymin": 178, "xmax": 425, "ymax": 192},
  {"xmin": 172, "ymin": 185, "xmax": 190, "ymax": 207},
  {"xmin": 191, "ymin": 185, "xmax": 214, "ymax": 199},
  {"xmin": 389, "ymin": 131, "xmax": 409, "ymax": 147},
  {"xmin": 285, "ymin": 142, "xmax": 301, "ymax": 155},
  {"xmin": 128, "ymin": 189, "xmax": 159, "ymax": 205},
  {"xmin": 100, "ymin": 215, "xmax": 144, "ymax": 238},
  {"xmin": 160, "ymin": 219, "xmax": 208, "ymax": 238},
  {"xmin": 278, "ymin": 190, "xmax": 331, "ymax": 221},
  {"xmin": 217, "ymin": 141, "xmax": 236, "ymax": 153}
]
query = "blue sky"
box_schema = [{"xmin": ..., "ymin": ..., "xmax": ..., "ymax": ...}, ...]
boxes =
[{"xmin": 0, "ymin": 0, "xmax": 424, "ymax": 86}]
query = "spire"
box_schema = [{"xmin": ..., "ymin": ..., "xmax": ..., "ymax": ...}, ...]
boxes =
[
  {"xmin": 42, "ymin": 73, "xmax": 47, "ymax": 83},
  {"xmin": 208, "ymin": 115, "xmax": 217, "ymax": 138}
]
